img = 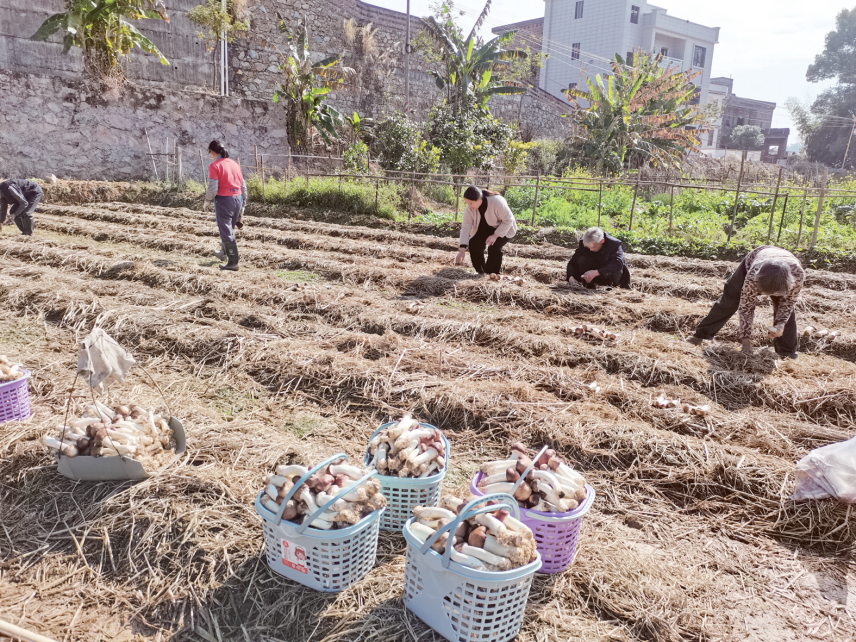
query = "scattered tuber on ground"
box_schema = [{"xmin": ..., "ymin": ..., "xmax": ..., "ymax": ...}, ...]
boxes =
[{"xmin": 0, "ymin": 355, "xmax": 25, "ymax": 382}]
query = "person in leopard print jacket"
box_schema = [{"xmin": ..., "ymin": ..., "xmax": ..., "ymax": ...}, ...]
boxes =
[{"xmin": 686, "ymin": 246, "xmax": 805, "ymax": 359}]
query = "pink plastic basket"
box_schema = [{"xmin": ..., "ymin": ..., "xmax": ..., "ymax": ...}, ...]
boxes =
[
  {"xmin": 0, "ymin": 369, "xmax": 31, "ymax": 423},
  {"xmin": 470, "ymin": 471, "xmax": 595, "ymax": 574}
]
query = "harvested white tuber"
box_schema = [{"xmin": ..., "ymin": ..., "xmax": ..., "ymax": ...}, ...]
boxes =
[
  {"xmin": 0, "ymin": 355, "xmax": 25, "ymax": 382},
  {"xmin": 42, "ymin": 401, "xmax": 175, "ymax": 470},
  {"xmin": 366, "ymin": 415, "xmax": 447, "ymax": 478},
  {"xmin": 409, "ymin": 496, "xmax": 538, "ymax": 571},
  {"xmin": 260, "ymin": 458, "xmax": 387, "ymax": 530},
  {"xmin": 476, "ymin": 443, "xmax": 587, "ymax": 513}
]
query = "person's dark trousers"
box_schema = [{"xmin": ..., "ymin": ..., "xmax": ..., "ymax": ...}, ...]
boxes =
[
  {"xmin": 12, "ymin": 189, "xmax": 41, "ymax": 236},
  {"xmin": 569, "ymin": 256, "xmax": 629, "ymax": 289},
  {"xmin": 469, "ymin": 233, "xmax": 510, "ymax": 275},
  {"xmin": 692, "ymin": 255, "xmax": 797, "ymax": 355},
  {"xmin": 215, "ymin": 195, "xmax": 242, "ymax": 269}
]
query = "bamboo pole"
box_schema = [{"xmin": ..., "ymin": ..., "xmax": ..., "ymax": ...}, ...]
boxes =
[
  {"xmin": 727, "ymin": 151, "xmax": 747, "ymax": 241},
  {"xmin": 530, "ymin": 172, "xmax": 541, "ymax": 225},
  {"xmin": 455, "ymin": 184, "xmax": 460, "ymax": 222},
  {"xmin": 628, "ymin": 172, "xmax": 640, "ymax": 232},
  {"xmin": 0, "ymin": 617, "xmax": 59, "ymax": 642},
  {"xmin": 776, "ymin": 193, "xmax": 789, "ymax": 244},
  {"xmin": 287, "ymin": 149, "xmax": 291, "ymax": 180},
  {"xmin": 144, "ymin": 128, "xmax": 159, "ymax": 181},
  {"xmin": 597, "ymin": 181, "xmax": 603, "ymax": 227},
  {"xmin": 810, "ymin": 169, "xmax": 828, "ymax": 249},
  {"xmin": 795, "ymin": 188, "xmax": 808, "ymax": 248},
  {"xmin": 260, "ymin": 156, "xmax": 266, "ymax": 202},
  {"xmin": 254, "ymin": 144, "xmax": 259, "ymax": 176},
  {"xmin": 375, "ymin": 175, "xmax": 379, "ymax": 210},
  {"xmin": 177, "ymin": 149, "xmax": 182, "ymax": 187},
  {"xmin": 668, "ymin": 184, "xmax": 675, "ymax": 234},
  {"xmin": 164, "ymin": 138, "xmax": 170, "ymax": 183},
  {"xmin": 199, "ymin": 150, "xmax": 206, "ymax": 184},
  {"xmin": 765, "ymin": 165, "xmax": 784, "ymax": 243}
]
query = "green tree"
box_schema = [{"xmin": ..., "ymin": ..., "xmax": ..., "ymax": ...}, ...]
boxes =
[
  {"xmin": 273, "ymin": 22, "xmax": 353, "ymax": 150},
  {"xmin": 417, "ymin": 1, "xmax": 527, "ymax": 112},
  {"xmin": 565, "ymin": 52, "xmax": 703, "ymax": 174},
  {"xmin": 31, "ymin": 0, "xmax": 169, "ymax": 79},
  {"xmin": 728, "ymin": 125, "xmax": 766, "ymax": 151},
  {"xmin": 787, "ymin": 7, "xmax": 856, "ymax": 169},
  {"xmin": 187, "ymin": 0, "xmax": 248, "ymax": 51},
  {"xmin": 372, "ymin": 112, "xmax": 439, "ymax": 174}
]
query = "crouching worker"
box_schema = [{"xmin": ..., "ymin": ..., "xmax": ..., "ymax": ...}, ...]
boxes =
[
  {"xmin": 567, "ymin": 227, "xmax": 631, "ymax": 289},
  {"xmin": 0, "ymin": 178, "xmax": 43, "ymax": 236},
  {"xmin": 686, "ymin": 246, "xmax": 804, "ymax": 358},
  {"xmin": 454, "ymin": 186, "xmax": 518, "ymax": 275},
  {"xmin": 203, "ymin": 140, "xmax": 246, "ymax": 271}
]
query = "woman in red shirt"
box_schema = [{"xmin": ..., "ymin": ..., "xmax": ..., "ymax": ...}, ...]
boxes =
[{"xmin": 203, "ymin": 140, "xmax": 247, "ymax": 271}]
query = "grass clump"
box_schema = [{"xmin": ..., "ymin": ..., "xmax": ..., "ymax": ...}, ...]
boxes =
[
  {"xmin": 247, "ymin": 175, "xmax": 400, "ymax": 220},
  {"xmin": 276, "ymin": 270, "xmax": 320, "ymax": 282}
]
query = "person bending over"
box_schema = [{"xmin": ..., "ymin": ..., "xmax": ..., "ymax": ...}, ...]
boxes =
[
  {"xmin": 203, "ymin": 140, "xmax": 247, "ymax": 271},
  {"xmin": 686, "ymin": 246, "xmax": 804, "ymax": 358},
  {"xmin": 566, "ymin": 227, "xmax": 631, "ymax": 289},
  {"xmin": 454, "ymin": 186, "xmax": 518, "ymax": 275},
  {"xmin": 0, "ymin": 178, "xmax": 43, "ymax": 236}
]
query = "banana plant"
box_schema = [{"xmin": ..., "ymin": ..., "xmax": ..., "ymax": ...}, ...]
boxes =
[
  {"xmin": 565, "ymin": 51, "xmax": 702, "ymax": 174},
  {"xmin": 273, "ymin": 22, "xmax": 354, "ymax": 150},
  {"xmin": 420, "ymin": 0, "xmax": 527, "ymax": 113},
  {"xmin": 31, "ymin": 0, "xmax": 169, "ymax": 73}
]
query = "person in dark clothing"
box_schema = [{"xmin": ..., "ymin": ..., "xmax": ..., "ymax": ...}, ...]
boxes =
[
  {"xmin": 0, "ymin": 178, "xmax": 43, "ymax": 236},
  {"xmin": 686, "ymin": 246, "xmax": 804, "ymax": 358},
  {"xmin": 566, "ymin": 227, "xmax": 631, "ymax": 289},
  {"xmin": 455, "ymin": 186, "xmax": 518, "ymax": 275}
]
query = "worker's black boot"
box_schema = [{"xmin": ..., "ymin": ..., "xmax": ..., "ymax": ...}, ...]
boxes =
[{"xmin": 220, "ymin": 241, "xmax": 239, "ymax": 271}]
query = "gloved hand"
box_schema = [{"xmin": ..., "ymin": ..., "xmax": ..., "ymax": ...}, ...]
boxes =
[
  {"xmin": 235, "ymin": 207, "xmax": 245, "ymax": 229},
  {"xmin": 202, "ymin": 200, "xmax": 211, "ymax": 213}
]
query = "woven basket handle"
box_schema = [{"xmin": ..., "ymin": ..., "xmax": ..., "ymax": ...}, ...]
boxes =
[
  {"xmin": 295, "ymin": 469, "xmax": 379, "ymax": 535},
  {"xmin": 273, "ymin": 452, "xmax": 347, "ymax": 525}
]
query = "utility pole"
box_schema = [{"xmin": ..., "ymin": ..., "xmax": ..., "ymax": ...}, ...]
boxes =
[
  {"xmin": 404, "ymin": 0, "xmax": 411, "ymax": 112},
  {"xmin": 220, "ymin": 0, "xmax": 228, "ymax": 96},
  {"xmin": 841, "ymin": 110, "xmax": 855, "ymax": 169}
]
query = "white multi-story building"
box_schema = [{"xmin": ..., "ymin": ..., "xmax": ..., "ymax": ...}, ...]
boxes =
[
  {"xmin": 496, "ymin": 1, "xmax": 720, "ymax": 105},
  {"xmin": 700, "ymin": 79, "xmax": 730, "ymax": 154}
]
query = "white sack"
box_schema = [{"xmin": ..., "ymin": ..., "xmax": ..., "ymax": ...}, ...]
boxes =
[
  {"xmin": 791, "ymin": 436, "xmax": 856, "ymax": 503},
  {"xmin": 77, "ymin": 328, "xmax": 136, "ymax": 388}
]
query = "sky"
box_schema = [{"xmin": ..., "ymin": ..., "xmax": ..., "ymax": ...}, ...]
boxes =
[{"xmin": 366, "ymin": 0, "xmax": 845, "ymax": 141}]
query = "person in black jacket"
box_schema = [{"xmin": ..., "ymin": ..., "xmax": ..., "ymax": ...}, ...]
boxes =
[
  {"xmin": 0, "ymin": 179, "xmax": 43, "ymax": 236},
  {"xmin": 566, "ymin": 227, "xmax": 631, "ymax": 289}
]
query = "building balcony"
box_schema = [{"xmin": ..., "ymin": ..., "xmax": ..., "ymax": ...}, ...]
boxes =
[{"xmin": 642, "ymin": 10, "xmax": 720, "ymax": 43}]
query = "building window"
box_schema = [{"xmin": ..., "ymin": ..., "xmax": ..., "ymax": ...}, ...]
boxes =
[
  {"xmin": 708, "ymin": 130, "xmax": 715, "ymax": 146},
  {"xmin": 768, "ymin": 145, "xmax": 779, "ymax": 156},
  {"xmin": 626, "ymin": 51, "xmax": 633, "ymax": 63},
  {"xmin": 630, "ymin": 5, "xmax": 640, "ymax": 24},
  {"xmin": 572, "ymin": 43, "xmax": 580, "ymax": 60},
  {"xmin": 575, "ymin": 1, "xmax": 584, "ymax": 19},
  {"xmin": 659, "ymin": 47, "xmax": 669, "ymax": 58},
  {"xmin": 568, "ymin": 82, "xmax": 577, "ymax": 91},
  {"xmin": 693, "ymin": 45, "xmax": 706, "ymax": 67}
]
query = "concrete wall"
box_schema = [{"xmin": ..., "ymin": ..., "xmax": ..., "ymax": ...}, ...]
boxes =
[{"xmin": 0, "ymin": 70, "xmax": 288, "ymax": 180}]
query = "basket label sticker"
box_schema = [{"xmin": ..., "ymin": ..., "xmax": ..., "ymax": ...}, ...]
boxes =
[{"xmin": 281, "ymin": 539, "xmax": 308, "ymax": 574}]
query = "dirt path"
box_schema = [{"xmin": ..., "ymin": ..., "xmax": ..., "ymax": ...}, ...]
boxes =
[{"xmin": 0, "ymin": 203, "xmax": 854, "ymax": 642}]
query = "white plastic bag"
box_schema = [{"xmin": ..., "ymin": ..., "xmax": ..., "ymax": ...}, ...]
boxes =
[{"xmin": 791, "ymin": 436, "xmax": 856, "ymax": 504}]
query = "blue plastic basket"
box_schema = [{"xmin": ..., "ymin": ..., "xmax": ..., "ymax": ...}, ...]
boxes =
[
  {"xmin": 364, "ymin": 421, "xmax": 450, "ymax": 530},
  {"xmin": 402, "ymin": 493, "xmax": 542, "ymax": 642},
  {"xmin": 255, "ymin": 452, "xmax": 384, "ymax": 592}
]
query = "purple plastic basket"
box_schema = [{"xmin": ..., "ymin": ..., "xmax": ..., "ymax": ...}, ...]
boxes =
[
  {"xmin": 0, "ymin": 369, "xmax": 31, "ymax": 423},
  {"xmin": 470, "ymin": 471, "xmax": 595, "ymax": 574}
]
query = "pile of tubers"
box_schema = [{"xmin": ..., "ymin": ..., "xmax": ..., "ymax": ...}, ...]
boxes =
[
  {"xmin": 488, "ymin": 274, "xmax": 525, "ymax": 286},
  {"xmin": 260, "ymin": 459, "xmax": 387, "ymax": 530},
  {"xmin": 367, "ymin": 414, "xmax": 446, "ymax": 478},
  {"xmin": 653, "ymin": 394, "xmax": 710, "ymax": 416},
  {"xmin": 409, "ymin": 496, "xmax": 538, "ymax": 571},
  {"xmin": 564, "ymin": 324, "xmax": 619, "ymax": 341},
  {"xmin": 801, "ymin": 326, "xmax": 840, "ymax": 340},
  {"xmin": 42, "ymin": 400, "xmax": 174, "ymax": 464},
  {"xmin": 0, "ymin": 355, "xmax": 25, "ymax": 382},
  {"xmin": 477, "ymin": 443, "xmax": 587, "ymax": 513}
]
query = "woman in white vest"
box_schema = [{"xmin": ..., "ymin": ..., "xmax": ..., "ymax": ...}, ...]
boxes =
[{"xmin": 454, "ymin": 185, "xmax": 518, "ymax": 275}]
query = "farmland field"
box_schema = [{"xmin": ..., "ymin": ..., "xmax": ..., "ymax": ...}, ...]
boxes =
[{"xmin": 1, "ymin": 201, "xmax": 855, "ymax": 642}]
